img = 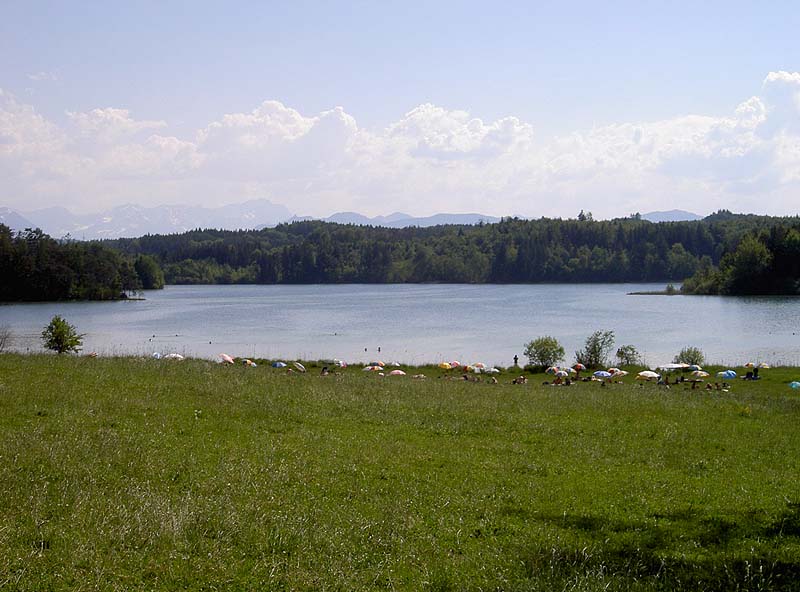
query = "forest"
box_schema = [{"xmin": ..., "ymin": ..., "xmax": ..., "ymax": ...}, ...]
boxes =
[
  {"xmin": 107, "ymin": 211, "xmax": 799, "ymax": 292},
  {"xmin": 680, "ymin": 221, "xmax": 800, "ymax": 295},
  {"xmin": 3, "ymin": 211, "xmax": 799, "ymax": 301},
  {"xmin": 0, "ymin": 224, "xmax": 163, "ymax": 301}
]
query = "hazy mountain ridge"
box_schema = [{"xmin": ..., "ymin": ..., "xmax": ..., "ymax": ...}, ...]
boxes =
[
  {"xmin": 317, "ymin": 212, "xmax": 502, "ymax": 228},
  {"xmin": 0, "ymin": 207, "xmax": 35, "ymax": 231},
  {"xmin": 640, "ymin": 209, "xmax": 702, "ymax": 222},
  {"xmin": 4, "ymin": 200, "xmax": 293, "ymax": 239},
  {"xmin": 2, "ymin": 200, "xmax": 701, "ymax": 239},
  {"xmin": 1, "ymin": 201, "xmax": 504, "ymax": 238}
]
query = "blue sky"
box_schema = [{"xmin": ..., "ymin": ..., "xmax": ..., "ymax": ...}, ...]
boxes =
[{"xmin": 2, "ymin": 1, "xmax": 800, "ymax": 217}]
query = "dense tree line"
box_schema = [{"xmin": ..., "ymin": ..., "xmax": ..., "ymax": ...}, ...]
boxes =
[
  {"xmin": 682, "ymin": 221, "xmax": 800, "ymax": 295},
  {"xmin": 0, "ymin": 224, "xmax": 163, "ymax": 301},
  {"xmin": 106, "ymin": 211, "xmax": 800, "ymax": 288},
  {"xmin": 7, "ymin": 212, "xmax": 799, "ymax": 300}
]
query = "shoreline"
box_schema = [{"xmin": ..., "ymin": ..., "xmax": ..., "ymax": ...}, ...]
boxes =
[{"xmin": 3, "ymin": 351, "xmax": 798, "ymax": 376}]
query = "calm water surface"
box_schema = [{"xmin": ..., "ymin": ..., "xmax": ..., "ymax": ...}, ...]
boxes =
[{"xmin": 2, "ymin": 284, "xmax": 799, "ymax": 366}]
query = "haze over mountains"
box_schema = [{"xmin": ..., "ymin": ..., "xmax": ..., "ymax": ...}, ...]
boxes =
[
  {"xmin": 0, "ymin": 199, "xmax": 702, "ymax": 240},
  {"xmin": 640, "ymin": 209, "xmax": 703, "ymax": 223}
]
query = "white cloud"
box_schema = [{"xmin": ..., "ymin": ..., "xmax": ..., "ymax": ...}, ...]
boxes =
[
  {"xmin": 2, "ymin": 72, "xmax": 800, "ymax": 217},
  {"xmin": 387, "ymin": 103, "xmax": 534, "ymax": 159},
  {"xmin": 68, "ymin": 107, "xmax": 166, "ymax": 141},
  {"xmin": 26, "ymin": 71, "xmax": 58, "ymax": 82}
]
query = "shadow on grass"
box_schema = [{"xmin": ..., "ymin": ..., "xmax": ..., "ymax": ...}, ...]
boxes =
[{"xmin": 520, "ymin": 502, "xmax": 800, "ymax": 591}]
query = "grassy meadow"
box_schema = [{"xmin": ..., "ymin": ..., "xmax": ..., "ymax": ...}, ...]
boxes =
[{"xmin": 1, "ymin": 353, "xmax": 800, "ymax": 590}]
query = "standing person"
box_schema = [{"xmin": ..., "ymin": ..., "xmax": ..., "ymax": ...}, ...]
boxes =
[{"xmin": 513, "ymin": 354, "xmax": 519, "ymax": 367}]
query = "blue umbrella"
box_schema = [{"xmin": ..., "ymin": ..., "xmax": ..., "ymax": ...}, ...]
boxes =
[
  {"xmin": 272, "ymin": 361, "xmax": 287, "ymax": 368},
  {"xmin": 594, "ymin": 370, "xmax": 612, "ymax": 379},
  {"xmin": 789, "ymin": 381, "xmax": 800, "ymax": 390},
  {"xmin": 717, "ymin": 370, "xmax": 737, "ymax": 379}
]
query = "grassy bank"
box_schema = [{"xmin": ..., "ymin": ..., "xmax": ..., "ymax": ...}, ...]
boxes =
[{"xmin": 1, "ymin": 354, "xmax": 800, "ymax": 590}]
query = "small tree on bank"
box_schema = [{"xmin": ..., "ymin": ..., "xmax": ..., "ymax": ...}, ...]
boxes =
[
  {"xmin": 575, "ymin": 330, "xmax": 615, "ymax": 369},
  {"xmin": 615, "ymin": 344, "xmax": 642, "ymax": 366},
  {"xmin": 674, "ymin": 346, "xmax": 706, "ymax": 366},
  {"xmin": 41, "ymin": 315, "xmax": 84, "ymax": 354},
  {"xmin": 524, "ymin": 336, "xmax": 565, "ymax": 368}
]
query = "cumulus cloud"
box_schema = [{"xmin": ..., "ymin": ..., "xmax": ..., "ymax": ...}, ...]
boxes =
[
  {"xmin": 68, "ymin": 107, "xmax": 166, "ymax": 141},
  {"xmin": 197, "ymin": 101, "xmax": 357, "ymax": 185},
  {"xmin": 387, "ymin": 103, "xmax": 534, "ymax": 159},
  {"xmin": 2, "ymin": 72, "xmax": 800, "ymax": 217},
  {"xmin": 26, "ymin": 71, "xmax": 58, "ymax": 82}
]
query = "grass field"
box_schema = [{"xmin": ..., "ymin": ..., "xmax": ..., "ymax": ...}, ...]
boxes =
[{"xmin": 1, "ymin": 354, "xmax": 800, "ymax": 591}]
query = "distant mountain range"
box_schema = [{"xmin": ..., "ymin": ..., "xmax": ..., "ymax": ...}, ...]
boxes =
[
  {"xmin": 640, "ymin": 209, "xmax": 703, "ymax": 222},
  {"xmin": 0, "ymin": 200, "xmax": 503, "ymax": 239},
  {"xmin": 0, "ymin": 207, "xmax": 34, "ymax": 231},
  {"xmin": 274, "ymin": 211, "xmax": 502, "ymax": 229},
  {"xmin": 1, "ymin": 200, "xmax": 293, "ymax": 240},
  {"xmin": 0, "ymin": 200, "xmax": 702, "ymax": 239}
]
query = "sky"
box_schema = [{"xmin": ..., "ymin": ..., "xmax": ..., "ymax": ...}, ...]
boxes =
[{"xmin": 1, "ymin": 0, "xmax": 800, "ymax": 219}]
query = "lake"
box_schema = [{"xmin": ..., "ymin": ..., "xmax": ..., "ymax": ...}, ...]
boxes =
[{"xmin": 1, "ymin": 284, "xmax": 799, "ymax": 367}]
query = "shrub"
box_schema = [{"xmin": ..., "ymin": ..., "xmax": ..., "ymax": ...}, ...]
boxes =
[
  {"xmin": 615, "ymin": 344, "xmax": 641, "ymax": 366},
  {"xmin": 524, "ymin": 336, "xmax": 565, "ymax": 368},
  {"xmin": 674, "ymin": 346, "xmax": 706, "ymax": 366},
  {"xmin": 0, "ymin": 325, "xmax": 11, "ymax": 353},
  {"xmin": 575, "ymin": 330, "xmax": 615, "ymax": 369},
  {"xmin": 41, "ymin": 315, "xmax": 84, "ymax": 354}
]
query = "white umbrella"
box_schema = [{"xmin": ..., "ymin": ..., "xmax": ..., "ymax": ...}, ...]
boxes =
[
  {"xmin": 636, "ymin": 370, "xmax": 660, "ymax": 381},
  {"xmin": 658, "ymin": 363, "xmax": 689, "ymax": 371}
]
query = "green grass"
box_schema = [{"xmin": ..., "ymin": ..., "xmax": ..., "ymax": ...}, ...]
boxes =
[{"xmin": 1, "ymin": 354, "xmax": 800, "ymax": 590}]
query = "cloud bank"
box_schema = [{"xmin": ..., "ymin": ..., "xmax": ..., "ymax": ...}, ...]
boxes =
[{"xmin": 2, "ymin": 72, "xmax": 800, "ymax": 218}]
